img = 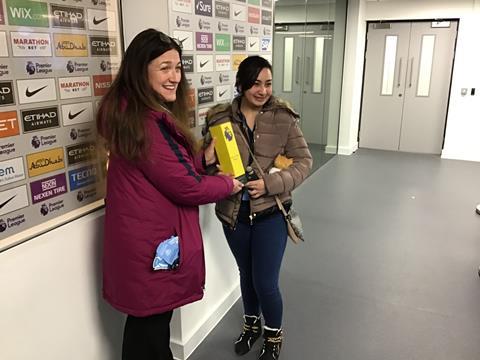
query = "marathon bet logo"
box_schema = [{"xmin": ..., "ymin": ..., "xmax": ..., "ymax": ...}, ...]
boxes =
[
  {"xmin": 11, "ymin": 32, "xmax": 52, "ymax": 57},
  {"xmin": 58, "ymin": 76, "xmax": 92, "ymax": 99}
]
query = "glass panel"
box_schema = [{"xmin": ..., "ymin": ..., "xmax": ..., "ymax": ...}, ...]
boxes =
[
  {"xmin": 417, "ymin": 35, "xmax": 435, "ymax": 97},
  {"xmin": 381, "ymin": 35, "xmax": 398, "ymax": 96},
  {"xmin": 283, "ymin": 37, "xmax": 294, "ymax": 92},
  {"xmin": 313, "ymin": 37, "xmax": 325, "ymax": 93}
]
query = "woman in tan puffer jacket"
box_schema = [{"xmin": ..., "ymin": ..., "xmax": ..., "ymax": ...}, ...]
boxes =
[{"xmin": 203, "ymin": 56, "xmax": 312, "ymax": 360}]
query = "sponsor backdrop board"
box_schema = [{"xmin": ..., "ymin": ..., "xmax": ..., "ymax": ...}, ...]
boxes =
[
  {"xmin": 0, "ymin": 0, "xmax": 121, "ymax": 250},
  {"xmin": 169, "ymin": 0, "xmax": 274, "ymax": 130}
]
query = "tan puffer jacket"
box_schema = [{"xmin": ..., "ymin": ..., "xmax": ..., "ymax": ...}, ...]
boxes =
[{"xmin": 204, "ymin": 96, "xmax": 312, "ymax": 228}]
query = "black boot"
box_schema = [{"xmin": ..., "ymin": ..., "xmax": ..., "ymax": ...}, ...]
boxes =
[
  {"xmin": 258, "ymin": 327, "xmax": 283, "ymax": 360},
  {"xmin": 234, "ymin": 315, "xmax": 262, "ymax": 355}
]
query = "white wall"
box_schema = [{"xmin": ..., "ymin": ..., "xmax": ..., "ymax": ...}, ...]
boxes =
[
  {"xmin": 339, "ymin": 0, "xmax": 480, "ymax": 161},
  {"xmin": 337, "ymin": 0, "xmax": 366, "ymax": 155},
  {"xmin": 0, "ymin": 210, "xmax": 125, "ymax": 360}
]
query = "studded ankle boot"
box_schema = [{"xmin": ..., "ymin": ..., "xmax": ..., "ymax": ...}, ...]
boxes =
[
  {"xmin": 234, "ymin": 315, "xmax": 262, "ymax": 355},
  {"xmin": 258, "ymin": 327, "xmax": 283, "ymax": 360}
]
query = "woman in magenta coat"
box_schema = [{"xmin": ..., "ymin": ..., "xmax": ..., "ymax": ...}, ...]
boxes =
[{"xmin": 97, "ymin": 28, "xmax": 243, "ymax": 360}]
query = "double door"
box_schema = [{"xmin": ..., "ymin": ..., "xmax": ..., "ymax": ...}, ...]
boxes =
[
  {"xmin": 359, "ymin": 21, "xmax": 458, "ymax": 154},
  {"xmin": 273, "ymin": 23, "xmax": 333, "ymax": 145}
]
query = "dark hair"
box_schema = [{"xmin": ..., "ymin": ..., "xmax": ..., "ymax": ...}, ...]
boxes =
[
  {"xmin": 235, "ymin": 56, "xmax": 272, "ymax": 94},
  {"xmin": 97, "ymin": 28, "xmax": 195, "ymax": 161}
]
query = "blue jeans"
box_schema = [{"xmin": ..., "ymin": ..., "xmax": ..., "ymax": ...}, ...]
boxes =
[{"xmin": 223, "ymin": 205, "xmax": 288, "ymax": 329}]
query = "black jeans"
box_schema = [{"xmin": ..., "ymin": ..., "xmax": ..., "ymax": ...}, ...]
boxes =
[{"xmin": 122, "ymin": 310, "xmax": 174, "ymax": 360}]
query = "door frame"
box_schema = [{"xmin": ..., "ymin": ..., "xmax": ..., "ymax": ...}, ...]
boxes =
[{"xmin": 357, "ymin": 18, "xmax": 459, "ymax": 152}]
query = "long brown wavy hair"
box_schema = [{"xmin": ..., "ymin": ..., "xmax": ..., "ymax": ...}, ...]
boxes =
[{"xmin": 97, "ymin": 28, "xmax": 196, "ymax": 161}]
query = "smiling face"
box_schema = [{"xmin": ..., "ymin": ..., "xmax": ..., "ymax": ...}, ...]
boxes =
[
  {"xmin": 242, "ymin": 67, "xmax": 272, "ymax": 109},
  {"xmin": 147, "ymin": 49, "xmax": 182, "ymax": 103}
]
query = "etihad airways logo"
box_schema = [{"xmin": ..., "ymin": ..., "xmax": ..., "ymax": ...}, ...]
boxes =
[
  {"xmin": 58, "ymin": 76, "xmax": 92, "ymax": 99},
  {"xmin": 215, "ymin": 1, "xmax": 230, "ymax": 18},
  {"xmin": 233, "ymin": 36, "xmax": 246, "ymax": 51},
  {"xmin": 181, "ymin": 55, "xmax": 194, "ymax": 73},
  {"xmin": 21, "ymin": 106, "xmax": 60, "ymax": 133},
  {"xmin": 26, "ymin": 147, "xmax": 65, "ymax": 178},
  {"xmin": 17, "ymin": 78, "xmax": 57, "ymax": 104},
  {"xmin": 11, "ymin": 32, "xmax": 51, "ymax": 57},
  {"xmin": 0, "ymin": 81, "xmax": 15, "ymax": 106},
  {"xmin": 261, "ymin": 9, "xmax": 272, "ymax": 25},
  {"xmin": 54, "ymin": 33, "xmax": 88, "ymax": 57},
  {"xmin": 87, "ymin": 9, "xmax": 117, "ymax": 31},
  {"xmin": 51, "ymin": 4, "xmax": 85, "ymax": 29},
  {"xmin": 62, "ymin": 102, "xmax": 93, "ymax": 126},
  {"xmin": 90, "ymin": 36, "xmax": 118, "ymax": 56},
  {"xmin": 66, "ymin": 141, "xmax": 96, "ymax": 166}
]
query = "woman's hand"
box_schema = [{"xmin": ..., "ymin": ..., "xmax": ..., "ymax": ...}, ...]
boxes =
[
  {"xmin": 246, "ymin": 179, "xmax": 266, "ymax": 199},
  {"xmin": 231, "ymin": 178, "xmax": 244, "ymax": 195},
  {"xmin": 204, "ymin": 138, "xmax": 217, "ymax": 166}
]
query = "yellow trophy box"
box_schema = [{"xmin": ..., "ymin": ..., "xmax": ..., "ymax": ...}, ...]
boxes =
[{"xmin": 209, "ymin": 121, "xmax": 245, "ymax": 179}]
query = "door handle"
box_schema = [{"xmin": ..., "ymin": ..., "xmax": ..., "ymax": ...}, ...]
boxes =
[
  {"xmin": 396, "ymin": 58, "xmax": 402, "ymax": 88},
  {"xmin": 295, "ymin": 56, "xmax": 300, "ymax": 84},
  {"xmin": 408, "ymin": 57, "xmax": 414, "ymax": 88},
  {"xmin": 305, "ymin": 57, "xmax": 311, "ymax": 85}
]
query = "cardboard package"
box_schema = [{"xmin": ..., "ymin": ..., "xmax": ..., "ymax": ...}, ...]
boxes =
[{"xmin": 209, "ymin": 121, "xmax": 245, "ymax": 179}]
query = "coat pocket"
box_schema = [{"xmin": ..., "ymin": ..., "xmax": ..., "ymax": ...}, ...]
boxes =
[{"xmin": 152, "ymin": 235, "xmax": 181, "ymax": 271}]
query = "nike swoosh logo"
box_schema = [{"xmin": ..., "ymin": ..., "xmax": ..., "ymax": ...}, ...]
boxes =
[
  {"xmin": 179, "ymin": 37, "xmax": 189, "ymax": 44},
  {"xmin": 0, "ymin": 195, "xmax": 16, "ymax": 209},
  {"xmin": 25, "ymin": 86, "xmax": 47, "ymax": 98},
  {"xmin": 93, "ymin": 17, "xmax": 108, "ymax": 25},
  {"xmin": 68, "ymin": 109, "xmax": 86, "ymax": 120},
  {"xmin": 249, "ymin": 42, "xmax": 257, "ymax": 47},
  {"xmin": 219, "ymin": 90, "xmax": 227, "ymax": 97},
  {"xmin": 234, "ymin": 10, "xmax": 242, "ymax": 16},
  {"xmin": 199, "ymin": 60, "xmax": 209, "ymax": 68}
]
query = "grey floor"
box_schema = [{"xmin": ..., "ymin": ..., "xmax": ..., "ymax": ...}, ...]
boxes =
[{"xmin": 189, "ymin": 149, "xmax": 480, "ymax": 360}]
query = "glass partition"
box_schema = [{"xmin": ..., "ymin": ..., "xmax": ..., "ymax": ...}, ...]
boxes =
[{"xmin": 273, "ymin": 0, "xmax": 348, "ymax": 172}]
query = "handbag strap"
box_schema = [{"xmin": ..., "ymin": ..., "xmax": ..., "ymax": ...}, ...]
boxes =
[{"xmin": 236, "ymin": 126, "xmax": 290, "ymax": 219}]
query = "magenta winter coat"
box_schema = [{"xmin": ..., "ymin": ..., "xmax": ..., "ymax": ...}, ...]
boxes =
[{"xmin": 102, "ymin": 110, "xmax": 233, "ymax": 317}]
